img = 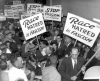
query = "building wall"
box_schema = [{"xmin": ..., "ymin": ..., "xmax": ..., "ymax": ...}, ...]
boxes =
[{"xmin": 47, "ymin": 0, "xmax": 100, "ymax": 21}]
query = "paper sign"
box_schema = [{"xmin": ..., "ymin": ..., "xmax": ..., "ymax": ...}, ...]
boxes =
[
  {"xmin": 63, "ymin": 13, "xmax": 100, "ymax": 47},
  {"xmin": 13, "ymin": 0, "xmax": 21, "ymax": 5},
  {"xmin": 15, "ymin": 4, "xmax": 24, "ymax": 12},
  {"xmin": 20, "ymin": 13, "xmax": 46, "ymax": 40},
  {"xmin": 36, "ymin": 7, "xmax": 44, "ymax": 17},
  {"xmin": 21, "ymin": 14, "xmax": 30, "ymax": 19},
  {"xmin": 30, "ymin": 10, "xmax": 37, "ymax": 16},
  {"xmin": 44, "ymin": 6, "xmax": 62, "ymax": 21},
  {"xmin": 4, "ymin": 5, "xmax": 12, "ymax": 10},
  {"xmin": 11, "ymin": 5, "xmax": 19, "ymax": 19},
  {"xmin": 27, "ymin": 3, "xmax": 42, "ymax": 14},
  {"xmin": 53, "ymin": 5, "xmax": 63, "ymax": 17},
  {"xmin": 4, "ymin": 9, "xmax": 14, "ymax": 18}
]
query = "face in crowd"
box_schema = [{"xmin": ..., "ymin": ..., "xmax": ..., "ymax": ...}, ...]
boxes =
[
  {"xmin": 71, "ymin": 47, "xmax": 79, "ymax": 60},
  {"xmin": 64, "ymin": 36, "xmax": 72, "ymax": 45},
  {"xmin": 54, "ymin": 30, "xmax": 59, "ymax": 36},
  {"xmin": 56, "ymin": 36, "xmax": 62, "ymax": 43},
  {"xmin": 13, "ymin": 57, "xmax": 24, "ymax": 69}
]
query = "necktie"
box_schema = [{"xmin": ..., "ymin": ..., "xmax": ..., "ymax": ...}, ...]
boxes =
[{"xmin": 74, "ymin": 60, "xmax": 77, "ymax": 74}]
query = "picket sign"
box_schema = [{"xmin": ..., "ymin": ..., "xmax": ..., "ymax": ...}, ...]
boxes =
[
  {"xmin": 13, "ymin": 0, "xmax": 21, "ymax": 5},
  {"xmin": 4, "ymin": 9, "xmax": 14, "ymax": 18},
  {"xmin": 21, "ymin": 13, "xmax": 30, "ymax": 20},
  {"xmin": 44, "ymin": 6, "xmax": 62, "ymax": 21},
  {"xmin": 11, "ymin": 5, "xmax": 19, "ymax": 19},
  {"xmin": 30, "ymin": 10, "xmax": 37, "ymax": 16},
  {"xmin": 36, "ymin": 7, "xmax": 44, "ymax": 17},
  {"xmin": 20, "ymin": 13, "xmax": 46, "ymax": 40},
  {"xmin": 53, "ymin": 5, "xmax": 63, "ymax": 17},
  {"xmin": 12, "ymin": 4, "xmax": 25, "ymax": 12},
  {"xmin": 27, "ymin": 3, "xmax": 42, "ymax": 14},
  {"xmin": 63, "ymin": 13, "xmax": 100, "ymax": 47}
]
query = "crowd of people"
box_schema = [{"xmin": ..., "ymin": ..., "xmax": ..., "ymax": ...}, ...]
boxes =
[{"xmin": 0, "ymin": 18, "xmax": 100, "ymax": 81}]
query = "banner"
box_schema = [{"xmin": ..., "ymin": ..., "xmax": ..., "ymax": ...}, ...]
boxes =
[
  {"xmin": 27, "ymin": 3, "xmax": 42, "ymax": 14},
  {"xmin": 63, "ymin": 13, "xmax": 100, "ymax": 47},
  {"xmin": 20, "ymin": 13, "xmax": 46, "ymax": 40},
  {"xmin": 15, "ymin": 4, "xmax": 24, "ymax": 12},
  {"xmin": 44, "ymin": 6, "xmax": 62, "ymax": 21}
]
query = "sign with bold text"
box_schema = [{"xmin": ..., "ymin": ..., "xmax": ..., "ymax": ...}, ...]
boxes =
[
  {"xmin": 44, "ymin": 6, "xmax": 62, "ymax": 21},
  {"xmin": 20, "ymin": 13, "xmax": 46, "ymax": 40},
  {"xmin": 63, "ymin": 13, "xmax": 100, "ymax": 47}
]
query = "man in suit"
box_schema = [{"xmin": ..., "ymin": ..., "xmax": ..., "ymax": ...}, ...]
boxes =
[
  {"xmin": 62, "ymin": 36, "xmax": 74, "ymax": 57},
  {"xmin": 59, "ymin": 47, "xmax": 85, "ymax": 81},
  {"xmin": 56, "ymin": 35, "xmax": 65, "ymax": 59}
]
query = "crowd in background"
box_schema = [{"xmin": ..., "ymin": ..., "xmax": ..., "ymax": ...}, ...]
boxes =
[{"xmin": 0, "ymin": 18, "xmax": 100, "ymax": 81}]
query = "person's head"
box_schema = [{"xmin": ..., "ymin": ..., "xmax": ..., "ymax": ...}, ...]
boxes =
[
  {"xmin": 10, "ymin": 55, "xmax": 24, "ymax": 69},
  {"xmin": 54, "ymin": 30, "xmax": 59, "ymax": 36},
  {"xmin": 0, "ymin": 60, "xmax": 7, "ymax": 70},
  {"xmin": 0, "ymin": 54, "xmax": 7, "ymax": 62},
  {"xmin": 71, "ymin": 47, "xmax": 79, "ymax": 60},
  {"xmin": 45, "ymin": 47, "xmax": 53, "ymax": 56},
  {"xmin": 64, "ymin": 36, "xmax": 72, "ymax": 44},
  {"xmin": 40, "ymin": 40, "xmax": 49, "ymax": 48},
  {"xmin": 6, "ymin": 33, "xmax": 12, "ymax": 39},
  {"xmin": 50, "ymin": 41, "xmax": 58, "ymax": 51},
  {"xmin": 50, "ymin": 55, "xmax": 58, "ymax": 65},
  {"xmin": 8, "ymin": 24, "xmax": 14, "ymax": 30},
  {"xmin": 56, "ymin": 35, "xmax": 62, "ymax": 43},
  {"xmin": 77, "ymin": 41, "xmax": 82, "ymax": 47}
]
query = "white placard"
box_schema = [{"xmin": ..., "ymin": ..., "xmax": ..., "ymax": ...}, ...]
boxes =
[
  {"xmin": 27, "ymin": 3, "xmax": 42, "ymax": 14},
  {"xmin": 30, "ymin": 10, "xmax": 37, "ymax": 16},
  {"xmin": 63, "ymin": 13, "xmax": 100, "ymax": 47},
  {"xmin": 21, "ymin": 13, "xmax": 30, "ymax": 19},
  {"xmin": 13, "ymin": 1, "xmax": 21, "ymax": 5},
  {"xmin": 53, "ymin": 5, "xmax": 63, "ymax": 17},
  {"xmin": 36, "ymin": 7, "xmax": 44, "ymax": 17},
  {"xmin": 11, "ymin": 5, "xmax": 19, "ymax": 19},
  {"xmin": 44, "ymin": 6, "xmax": 62, "ymax": 21},
  {"xmin": 20, "ymin": 13, "xmax": 46, "ymax": 40},
  {"xmin": 15, "ymin": 4, "xmax": 24, "ymax": 12},
  {"xmin": 4, "ymin": 9, "xmax": 14, "ymax": 18}
]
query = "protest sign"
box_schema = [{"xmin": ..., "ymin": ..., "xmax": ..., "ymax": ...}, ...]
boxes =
[
  {"xmin": 20, "ymin": 13, "xmax": 46, "ymax": 40},
  {"xmin": 11, "ymin": 5, "xmax": 19, "ymax": 19},
  {"xmin": 4, "ymin": 5, "xmax": 12, "ymax": 10},
  {"xmin": 36, "ymin": 7, "xmax": 44, "ymax": 17},
  {"xmin": 27, "ymin": 3, "xmax": 42, "ymax": 14},
  {"xmin": 30, "ymin": 10, "xmax": 37, "ymax": 16},
  {"xmin": 63, "ymin": 13, "xmax": 100, "ymax": 47},
  {"xmin": 53, "ymin": 5, "xmax": 63, "ymax": 17},
  {"xmin": 15, "ymin": 4, "xmax": 24, "ymax": 12},
  {"xmin": 13, "ymin": 0, "xmax": 21, "ymax": 5},
  {"xmin": 44, "ymin": 6, "xmax": 62, "ymax": 21},
  {"xmin": 4, "ymin": 5, "xmax": 14, "ymax": 18},
  {"xmin": 21, "ymin": 13, "xmax": 30, "ymax": 19},
  {"xmin": 4, "ymin": 9, "xmax": 14, "ymax": 18}
]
